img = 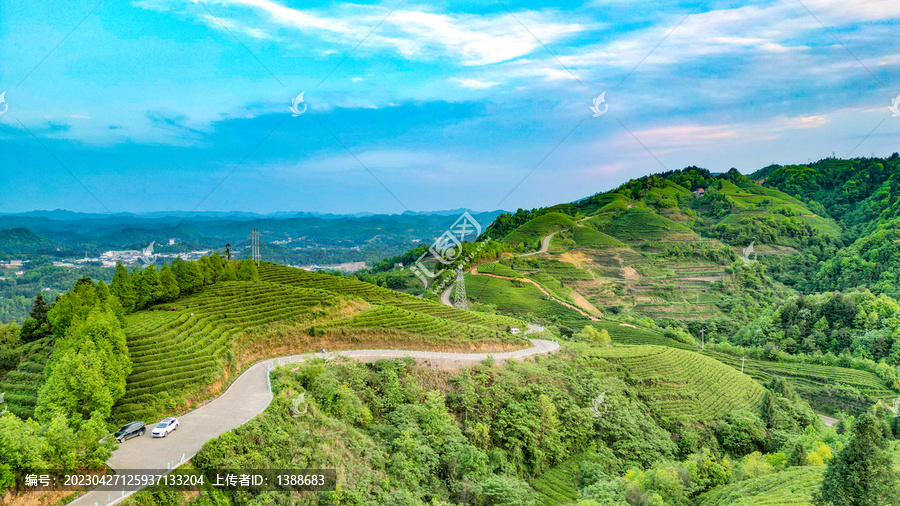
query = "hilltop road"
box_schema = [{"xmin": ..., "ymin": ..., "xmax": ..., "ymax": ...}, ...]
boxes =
[{"xmin": 70, "ymin": 339, "xmax": 560, "ymax": 506}]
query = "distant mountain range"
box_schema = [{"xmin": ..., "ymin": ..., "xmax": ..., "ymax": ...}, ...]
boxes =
[
  {"xmin": 0, "ymin": 208, "xmax": 505, "ymax": 221},
  {"xmin": 0, "ymin": 208, "xmax": 509, "ymax": 266}
]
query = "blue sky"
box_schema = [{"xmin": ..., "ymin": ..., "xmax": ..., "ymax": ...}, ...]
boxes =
[{"xmin": 1, "ymin": 0, "xmax": 898, "ymax": 214}]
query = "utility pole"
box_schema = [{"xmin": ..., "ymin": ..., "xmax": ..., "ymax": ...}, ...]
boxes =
[
  {"xmin": 251, "ymin": 229, "xmax": 260, "ymax": 266},
  {"xmin": 700, "ymin": 327, "xmax": 705, "ymax": 350},
  {"xmin": 741, "ymin": 356, "xmax": 746, "ymax": 375}
]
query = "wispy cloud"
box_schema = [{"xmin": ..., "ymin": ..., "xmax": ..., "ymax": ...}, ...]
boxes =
[{"xmin": 453, "ymin": 78, "xmax": 502, "ymax": 89}]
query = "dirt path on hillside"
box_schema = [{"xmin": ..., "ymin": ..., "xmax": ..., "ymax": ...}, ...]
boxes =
[{"xmin": 69, "ymin": 340, "xmax": 560, "ymax": 506}]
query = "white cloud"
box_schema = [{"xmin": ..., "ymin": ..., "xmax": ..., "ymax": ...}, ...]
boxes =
[
  {"xmin": 149, "ymin": 0, "xmax": 587, "ymax": 67},
  {"xmin": 453, "ymin": 78, "xmax": 502, "ymax": 89}
]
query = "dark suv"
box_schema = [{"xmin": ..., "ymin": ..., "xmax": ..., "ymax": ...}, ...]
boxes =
[{"xmin": 114, "ymin": 421, "xmax": 146, "ymax": 442}]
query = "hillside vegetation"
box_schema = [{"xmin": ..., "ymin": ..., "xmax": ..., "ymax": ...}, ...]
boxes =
[{"xmin": 112, "ymin": 263, "xmax": 527, "ymax": 422}]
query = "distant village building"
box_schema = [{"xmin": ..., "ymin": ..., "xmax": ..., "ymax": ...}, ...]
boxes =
[
  {"xmin": 510, "ymin": 327, "xmax": 521, "ymax": 335},
  {"xmin": 692, "ymin": 188, "xmax": 706, "ymax": 198}
]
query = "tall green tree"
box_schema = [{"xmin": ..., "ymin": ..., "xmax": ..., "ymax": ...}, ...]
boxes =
[
  {"xmin": 159, "ymin": 264, "xmax": 180, "ymax": 302},
  {"xmin": 20, "ymin": 293, "xmax": 52, "ymax": 342},
  {"xmin": 197, "ymin": 256, "xmax": 215, "ymax": 285},
  {"xmin": 141, "ymin": 265, "xmax": 163, "ymax": 305},
  {"xmin": 219, "ymin": 262, "xmax": 238, "ymax": 281},
  {"xmin": 209, "ymin": 252, "xmax": 225, "ymax": 281},
  {"xmin": 36, "ymin": 306, "xmax": 131, "ymax": 424},
  {"xmin": 814, "ymin": 413, "xmax": 899, "ymax": 505},
  {"xmin": 172, "ymin": 258, "xmax": 203, "ymax": 294},
  {"xmin": 47, "ymin": 277, "xmax": 98, "ymax": 337},
  {"xmin": 236, "ymin": 258, "xmax": 259, "ymax": 281},
  {"xmin": 95, "ymin": 279, "xmax": 110, "ymax": 302},
  {"xmin": 111, "ymin": 262, "xmax": 136, "ymax": 311}
]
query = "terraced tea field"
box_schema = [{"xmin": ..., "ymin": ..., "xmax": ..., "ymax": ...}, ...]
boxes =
[
  {"xmin": 696, "ymin": 466, "xmax": 824, "ymax": 505},
  {"xmin": 0, "ymin": 337, "xmax": 52, "ymax": 419},
  {"xmin": 706, "ymin": 351, "xmax": 900, "ymax": 406},
  {"xmin": 113, "ymin": 281, "xmax": 345, "ymax": 421},
  {"xmin": 476, "ymin": 262, "xmax": 523, "ymax": 278},
  {"xmin": 595, "ymin": 207, "xmax": 695, "ymax": 242},
  {"xmin": 113, "ymin": 264, "xmax": 528, "ymax": 422},
  {"xmin": 531, "ymin": 457, "xmax": 579, "ymax": 505},
  {"xmin": 594, "ymin": 346, "xmax": 766, "ymax": 421},
  {"xmin": 260, "ymin": 263, "xmax": 520, "ymax": 329}
]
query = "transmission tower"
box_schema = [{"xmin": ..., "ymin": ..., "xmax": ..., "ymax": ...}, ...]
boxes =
[
  {"xmin": 453, "ymin": 268, "xmax": 468, "ymax": 310},
  {"xmin": 251, "ymin": 229, "xmax": 260, "ymax": 266}
]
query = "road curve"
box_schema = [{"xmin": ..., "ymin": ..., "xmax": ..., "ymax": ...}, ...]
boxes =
[
  {"xmin": 70, "ymin": 339, "xmax": 560, "ymax": 506},
  {"xmin": 517, "ymin": 231, "xmax": 557, "ymax": 257},
  {"xmin": 439, "ymin": 231, "xmax": 557, "ymax": 309}
]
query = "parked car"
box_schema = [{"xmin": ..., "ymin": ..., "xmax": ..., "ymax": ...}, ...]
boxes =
[
  {"xmin": 151, "ymin": 417, "xmax": 179, "ymax": 438},
  {"xmin": 114, "ymin": 421, "xmax": 145, "ymax": 443}
]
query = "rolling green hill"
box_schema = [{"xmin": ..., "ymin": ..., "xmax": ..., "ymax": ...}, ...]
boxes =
[
  {"xmin": 504, "ymin": 212, "xmax": 576, "ymax": 247},
  {"xmin": 111, "ymin": 263, "xmax": 527, "ymax": 422}
]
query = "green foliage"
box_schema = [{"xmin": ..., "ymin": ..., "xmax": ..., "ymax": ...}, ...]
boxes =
[
  {"xmin": 158, "ymin": 265, "xmax": 180, "ymax": 302},
  {"xmin": 814, "ymin": 413, "xmax": 900, "ymax": 505},
  {"xmin": 716, "ymin": 409, "xmax": 768, "ymax": 457},
  {"xmin": 47, "ymin": 276, "xmax": 100, "ymax": 337},
  {"xmin": 236, "ymin": 258, "xmax": 259, "ymax": 281},
  {"xmin": 575, "ymin": 325, "xmax": 611, "ymax": 346},
  {"xmin": 36, "ymin": 305, "xmax": 131, "ymax": 424},
  {"xmin": 20, "ymin": 293, "xmax": 51, "ymax": 342},
  {"xmin": 112, "ymin": 262, "xmax": 137, "ymax": 311}
]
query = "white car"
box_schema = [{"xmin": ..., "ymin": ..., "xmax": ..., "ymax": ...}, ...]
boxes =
[{"xmin": 151, "ymin": 417, "xmax": 179, "ymax": 438}]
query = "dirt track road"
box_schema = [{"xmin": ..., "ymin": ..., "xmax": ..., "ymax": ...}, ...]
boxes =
[{"xmin": 70, "ymin": 340, "xmax": 560, "ymax": 506}]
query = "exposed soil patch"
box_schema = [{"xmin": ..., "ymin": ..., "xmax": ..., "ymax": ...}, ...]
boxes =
[{"xmin": 621, "ymin": 266, "xmax": 639, "ymax": 279}]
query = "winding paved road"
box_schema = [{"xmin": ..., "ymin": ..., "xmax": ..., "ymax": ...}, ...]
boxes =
[
  {"xmin": 517, "ymin": 231, "xmax": 557, "ymax": 257},
  {"xmin": 70, "ymin": 340, "xmax": 560, "ymax": 506}
]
